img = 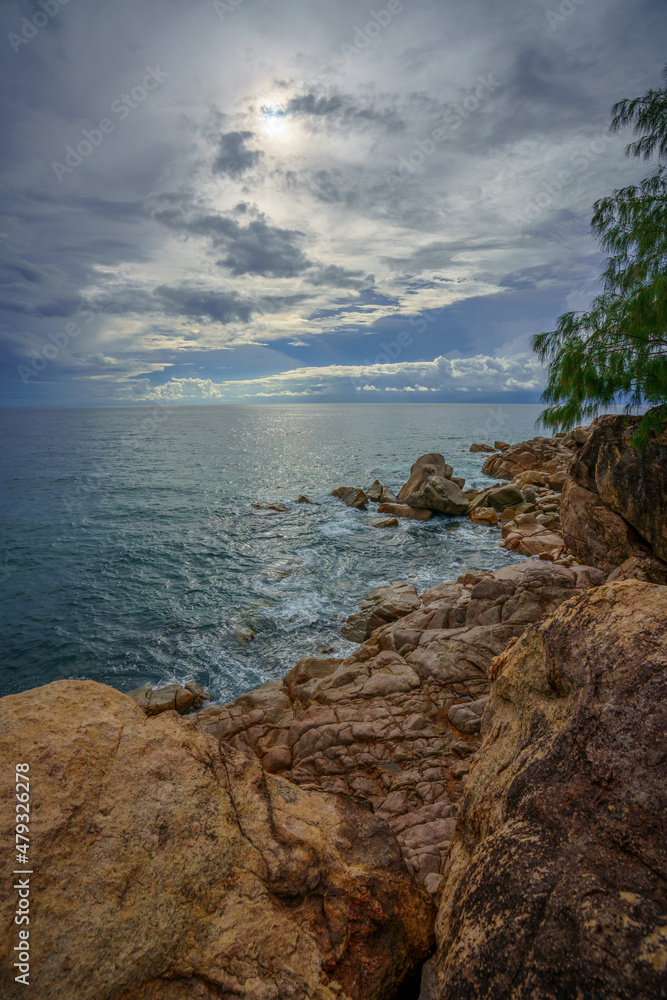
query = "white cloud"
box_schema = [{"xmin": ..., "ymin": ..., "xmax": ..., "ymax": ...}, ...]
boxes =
[{"xmin": 134, "ymin": 352, "xmax": 544, "ymax": 401}]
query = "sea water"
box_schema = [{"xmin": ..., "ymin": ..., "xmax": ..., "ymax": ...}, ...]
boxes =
[{"xmin": 0, "ymin": 403, "xmax": 545, "ymax": 702}]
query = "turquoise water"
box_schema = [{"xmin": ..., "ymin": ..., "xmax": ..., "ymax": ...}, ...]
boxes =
[{"xmin": 0, "ymin": 404, "xmax": 544, "ymax": 702}]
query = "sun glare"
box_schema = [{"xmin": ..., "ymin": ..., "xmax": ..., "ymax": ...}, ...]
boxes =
[{"xmin": 261, "ymin": 106, "xmax": 289, "ymax": 138}]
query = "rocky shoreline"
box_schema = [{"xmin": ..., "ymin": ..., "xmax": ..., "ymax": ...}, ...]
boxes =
[{"xmin": 1, "ymin": 413, "xmax": 665, "ymax": 999}]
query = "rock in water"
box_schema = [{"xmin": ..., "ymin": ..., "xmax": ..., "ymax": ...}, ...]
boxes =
[
  {"xmin": 403, "ymin": 476, "xmax": 469, "ymax": 515},
  {"xmin": 366, "ymin": 480, "xmax": 399, "ymax": 503},
  {"xmin": 0, "ymin": 680, "xmax": 434, "ymax": 1000},
  {"xmin": 371, "ymin": 516, "xmax": 399, "ymax": 528},
  {"xmin": 377, "ymin": 502, "xmax": 433, "ymax": 521},
  {"xmin": 397, "ymin": 454, "xmax": 453, "ymax": 502},
  {"xmin": 331, "ymin": 486, "xmax": 368, "ymax": 509},
  {"xmin": 469, "ymin": 443, "xmax": 495, "ymax": 453},
  {"xmin": 436, "ymin": 581, "xmax": 667, "ymax": 1000}
]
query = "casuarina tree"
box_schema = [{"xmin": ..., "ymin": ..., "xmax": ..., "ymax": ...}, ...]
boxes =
[{"xmin": 533, "ymin": 65, "xmax": 667, "ymax": 448}]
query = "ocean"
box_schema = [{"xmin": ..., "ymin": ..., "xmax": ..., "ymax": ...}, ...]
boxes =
[{"xmin": 0, "ymin": 403, "xmax": 546, "ymax": 702}]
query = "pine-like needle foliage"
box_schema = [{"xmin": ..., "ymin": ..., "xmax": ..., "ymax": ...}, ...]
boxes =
[{"xmin": 533, "ymin": 66, "xmax": 667, "ymax": 448}]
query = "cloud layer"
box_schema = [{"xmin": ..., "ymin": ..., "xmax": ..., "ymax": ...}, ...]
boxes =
[{"xmin": 0, "ymin": 0, "xmax": 665, "ymax": 405}]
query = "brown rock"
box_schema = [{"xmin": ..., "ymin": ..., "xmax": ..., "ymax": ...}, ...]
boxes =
[
  {"xmin": 0, "ymin": 681, "xmax": 434, "ymax": 1000},
  {"xmin": 482, "ymin": 436, "xmax": 575, "ymax": 481},
  {"xmin": 331, "ymin": 486, "xmax": 368, "ymax": 509},
  {"xmin": 196, "ymin": 560, "xmax": 599, "ymax": 886},
  {"xmin": 606, "ymin": 554, "xmax": 667, "ymax": 585},
  {"xmin": 403, "ymin": 477, "xmax": 469, "ymax": 515},
  {"xmin": 485, "ymin": 483, "xmax": 524, "ymax": 510},
  {"xmin": 451, "ymin": 476, "xmax": 465, "ymax": 489},
  {"xmin": 366, "ymin": 480, "xmax": 399, "ymax": 503},
  {"xmin": 436, "ymin": 581, "xmax": 667, "ymax": 1000},
  {"xmin": 378, "ymin": 503, "xmax": 433, "ymax": 521},
  {"xmin": 569, "ymin": 411, "xmax": 667, "ymax": 562},
  {"xmin": 501, "ymin": 513, "xmax": 565, "ymax": 559},
  {"xmin": 397, "ymin": 453, "xmax": 453, "ymax": 503},
  {"xmin": 341, "ymin": 581, "xmax": 421, "ymax": 642},
  {"xmin": 253, "ymin": 502, "xmax": 288, "ymax": 512},
  {"xmin": 128, "ymin": 682, "xmax": 209, "ymax": 716},
  {"xmin": 297, "ymin": 494, "xmax": 314, "ymax": 503},
  {"xmin": 371, "ymin": 516, "xmax": 399, "ymax": 528},
  {"xmin": 469, "ymin": 507, "xmax": 498, "ymax": 526},
  {"xmin": 561, "ymin": 479, "xmax": 650, "ymax": 573},
  {"xmin": 494, "ymin": 440, "xmax": 510, "ymax": 451},
  {"xmin": 469, "ymin": 443, "xmax": 495, "ymax": 453}
]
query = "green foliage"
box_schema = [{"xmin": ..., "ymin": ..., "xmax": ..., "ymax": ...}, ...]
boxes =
[{"xmin": 533, "ymin": 66, "xmax": 667, "ymax": 448}]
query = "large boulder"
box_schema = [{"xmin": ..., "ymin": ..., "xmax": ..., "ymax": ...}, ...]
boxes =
[
  {"xmin": 0, "ymin": 681, "xmax": 433, "ymax": 1000},
  {"xmin": 569, "ymin": 412, "xmax": 667, "ymax": 562},
  {"xmin": 560, "ymin": 479, "xmax": 650, "ymax": 573},
  {"xmin": 435, "ymin": 581, "xmax": 667, "ymax": 1000},
  {"xmin": 482, "ymin": 436, "xmax": 575, "ymax": 480},
  {"xmin": 402, "ymin": 477, "xmax": 469, "ymax": 515},
  {"xmin": 397, "ymin": 454, "xmax": 453, "ymax": 502}
]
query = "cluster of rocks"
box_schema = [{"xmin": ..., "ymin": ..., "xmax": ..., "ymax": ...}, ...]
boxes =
[
  {"xmin": 189, "ymin": 559, "xmax": 604, "ymax": 889},
  {"xmin": 331, "ymin": 453, "xmax": 469, "ymax": 523}
]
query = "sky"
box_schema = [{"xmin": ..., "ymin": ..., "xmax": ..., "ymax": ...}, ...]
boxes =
[{"xmin": 0, "ymin": 0, "xmax": 665, "ymax": 407}]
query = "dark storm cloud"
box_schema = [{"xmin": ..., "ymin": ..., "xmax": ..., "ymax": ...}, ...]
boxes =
[
  {"xmin": 154, "ymin": 285, "xmax": 255, "ymax": 324},
  {"xmin": 306, "ymin": 264, "xmax": 369, "ymax": 289},
  {"xmin": 148, "ymin": 195, "xmax": 311, "ymax": 278},
  {"xmin": 212, "ymin": 131, "xmax": 263, "ymax": 176}
]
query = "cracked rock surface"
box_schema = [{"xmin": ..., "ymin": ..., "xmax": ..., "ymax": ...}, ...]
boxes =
[
  {"xmin": 0, "ymin": 681, "xmax": 433, "ymax": 1000},
  {"xmin": 435, "ymin": 580, "xmax": 667, "ymax": 1000},
  {"xmin": 193, "ymin": 560, "xmax": 602, "ymax": 886}
]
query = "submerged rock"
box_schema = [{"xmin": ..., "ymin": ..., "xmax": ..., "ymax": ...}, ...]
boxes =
[
  {"xmin": 371, "ymin": 516, "xmax": 399, "ymax": 528},
  {"xmin": 378, "ymin": 502, "xmax": 433, "ymax": 521},
  {"xmin": 436, "ymin": 581, "xmax": 667, "ymax": 1000},
  {"xmin": 331, "ymin": 486, "xmax": 368, "ymax": 509},
  {"xmin": 0, "ymin": 680, "xmax": 433, "ymax": 1000}
]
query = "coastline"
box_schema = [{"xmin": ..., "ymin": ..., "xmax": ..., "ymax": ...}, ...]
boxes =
[{"xmin": 1, "ymin": 413, "xmax": 665, "ymax": 999}]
